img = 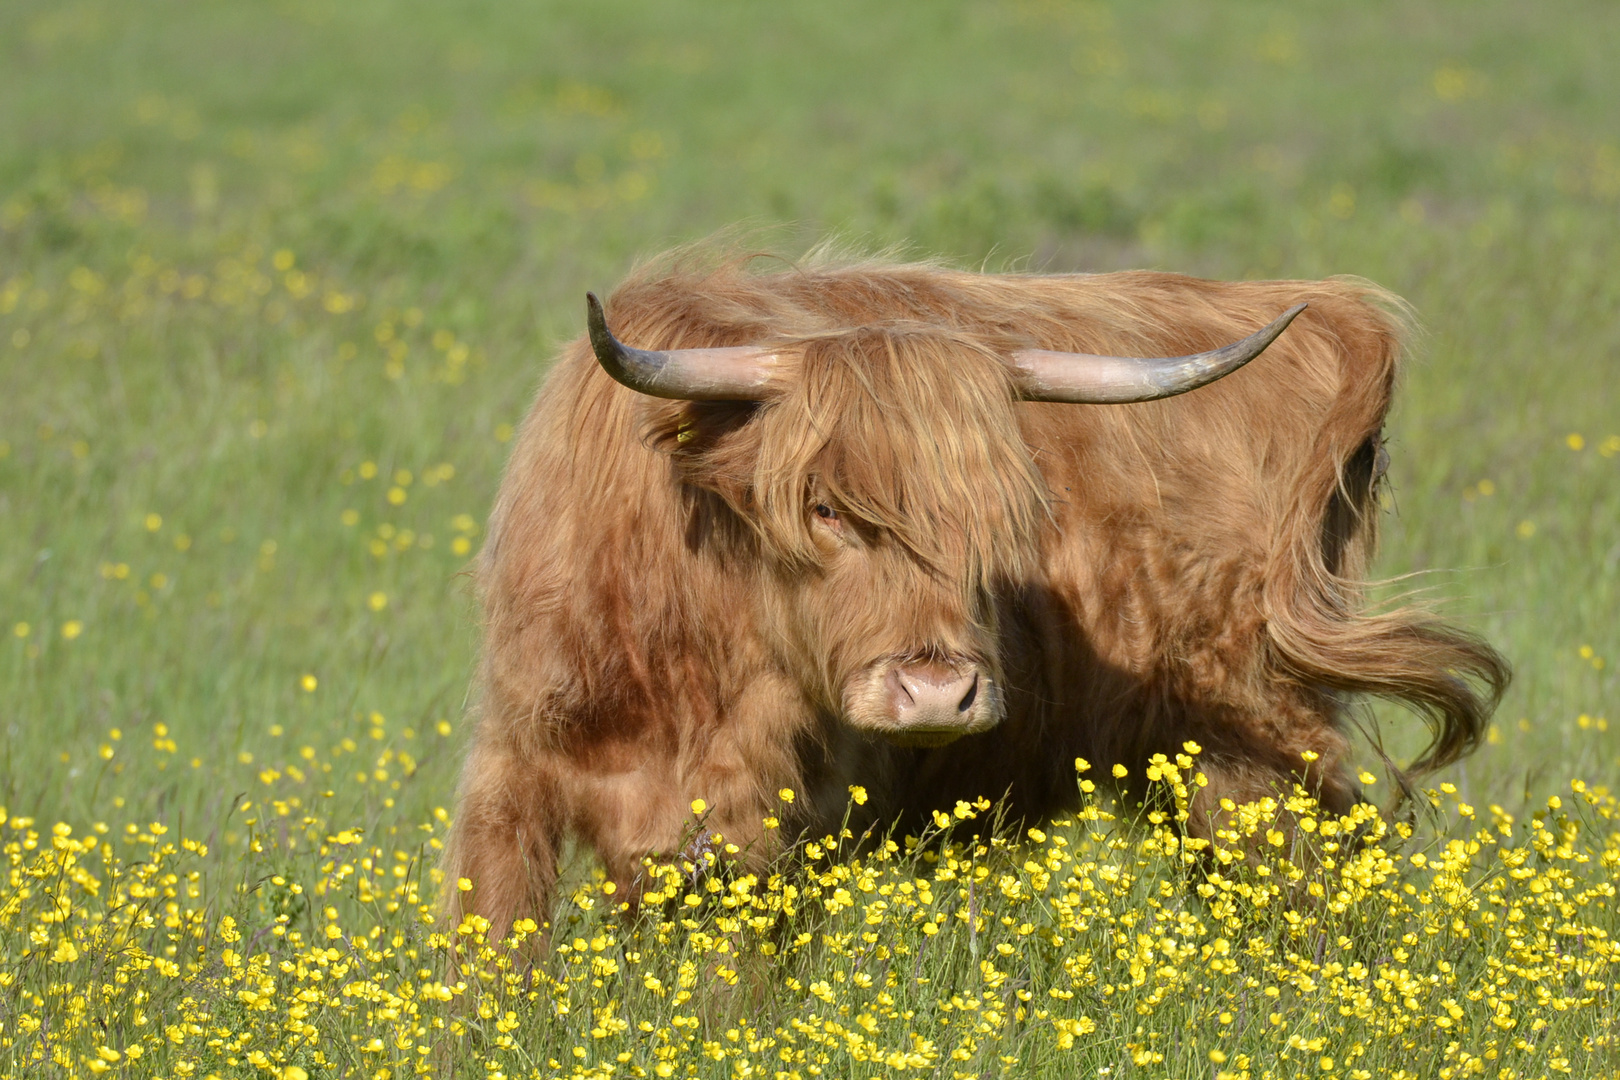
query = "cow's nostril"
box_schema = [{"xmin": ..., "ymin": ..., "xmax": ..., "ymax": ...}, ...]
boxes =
[
  {"xmin": 888, "ymin": 668, "xmax": 917, "ymax": 709},
  {"xmin": 957, "ymin": 674, "xmax": 978, "ymax": 713}
]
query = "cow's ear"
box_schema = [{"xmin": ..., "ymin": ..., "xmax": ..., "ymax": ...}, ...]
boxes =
[
  {"xmin": 640, "ymin": 399, "xmax": 761, "ymax": 511},
  {"xmin": 641, "ymin": 399, "xmax": 758, "ymax": 459}
]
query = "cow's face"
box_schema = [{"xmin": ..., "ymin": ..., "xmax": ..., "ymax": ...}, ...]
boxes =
[
  {"xmin": 655, "ymin": 325, "xmax": 1048, "ymax": 746},
  {"xmin": 790, "ymin": 488, "xmax": 1013, "ymax": 747}
]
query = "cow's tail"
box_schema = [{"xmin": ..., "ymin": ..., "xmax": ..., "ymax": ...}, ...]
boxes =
[
  {"xmin": 1264, "ymin": 282, "xmax": 1509, "ymax": 779},
  {"xmin": 1267, "ymin": 575, "xmax": 1509, "ymax": 775}
]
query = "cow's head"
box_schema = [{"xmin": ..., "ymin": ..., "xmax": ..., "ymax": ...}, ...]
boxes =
[{"xmin": 587, "ymin": 292, "xmax": 1303, "ymax": 748}]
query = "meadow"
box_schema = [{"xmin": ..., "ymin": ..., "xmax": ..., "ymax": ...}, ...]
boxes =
[{"xmin": 2, "ymin": 1, "xmax": 1618, "ymax": 1076}]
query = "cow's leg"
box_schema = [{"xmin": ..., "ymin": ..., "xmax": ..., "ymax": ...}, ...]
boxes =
[
  {"xmin": 441, "ymin": 737, "xmax": 563, "ymax": 959},
  {"xmin": 577, "ymin": 675, "xmax": 810, "ymax": 901},
  {"xmin": 1181, "ymin": 721, "xmax": 1360, "ymax": 864},
  {"xmin": 568, "ymin": 764, "xmax": 688, "ymax": 904},
  {"xmin": 576, "ymin": 747, "xmax": 784, "ymax": 901}
]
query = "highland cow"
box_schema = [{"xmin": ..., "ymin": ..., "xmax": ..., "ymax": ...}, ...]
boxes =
[{"xmin": 443, "ymin": 253, "xmax": 1507, "ymax": 940}]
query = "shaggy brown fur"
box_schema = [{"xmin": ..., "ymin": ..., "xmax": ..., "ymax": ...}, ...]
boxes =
[{"xmin": 442, "ymin": 252, "xmax": 1508, "ymax": 941}]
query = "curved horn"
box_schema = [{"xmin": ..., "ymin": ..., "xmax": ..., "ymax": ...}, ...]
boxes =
[
  {"xmin": 1010, "ymin": 303, "xmax": 1308, "ymax": 404},
  {"xmin": 586, "ymin": 292, "xmax": 783, "ymax": 401}
]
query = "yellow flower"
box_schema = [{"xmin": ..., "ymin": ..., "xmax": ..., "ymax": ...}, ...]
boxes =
[
  {"xmin": 1112, "ymin": 763, "xmax": 1128, "ymax": 778},
  {"xmin": 778, "ymin": 787, "xmax": 795, "ymax": 803},
  {"xmin": 368, "ymin": 591, "xmax": 388, "ymax": 611},
  {"xmin": 52, "ymin": 939, "xmax": 79, "ymax": 963},
  {"xmin": 61, "ymin": 620, "xmax": 83, "ymax": 640},
  {"xmin": 848, "ymin": 785, "xmax": 868, "ymax": 805},
  {"xmin": 690, "ymin": 798, "xmax": 707, "ymax": 814},
  {"xmin": 300, "ymin": 674, "xmax": 318, "ymax": 692}
]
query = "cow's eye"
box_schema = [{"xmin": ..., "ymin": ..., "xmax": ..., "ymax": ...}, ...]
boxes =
[{"xmin": 813, "ymin": 504, "xmax": 839, "ymax": 522}]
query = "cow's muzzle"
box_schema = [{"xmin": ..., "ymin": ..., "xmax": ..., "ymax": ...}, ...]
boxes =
[{"xmin": 842, "ymin": 658, "xmax": 1004, "ymax": 747}]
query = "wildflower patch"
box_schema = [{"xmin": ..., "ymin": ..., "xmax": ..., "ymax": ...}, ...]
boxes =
[{"xmin": 3, "ymin": 756, "xmax": 1617, "ymax": 1078}]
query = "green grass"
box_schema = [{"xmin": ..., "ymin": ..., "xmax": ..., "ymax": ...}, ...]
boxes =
[{"xmin": 2, "ymin": 1, "xmax": 1619, "ymax": 1076}]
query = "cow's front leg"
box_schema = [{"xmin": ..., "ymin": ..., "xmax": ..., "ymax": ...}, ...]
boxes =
[
  {"xmin": 575, "ymin": 747, "xmax": 787, "ymax": 903},
  {"xmin": 441, "ymin": 737, "xmax": 562, "ymax": 961},
  {"xmin": 1181, "ymin": 730, "xmax": 1361, "ymax": 868},
  {"xmin": 576, "ymin": 676, "xmax": 813, "ymax": 903}
]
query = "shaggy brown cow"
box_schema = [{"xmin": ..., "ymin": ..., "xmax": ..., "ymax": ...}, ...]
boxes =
[{"xmin": 443, "ymin": 253, "xmax": 1507, "ymax": 940}]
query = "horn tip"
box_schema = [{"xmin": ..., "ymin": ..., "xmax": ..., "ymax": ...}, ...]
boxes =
[
  {"xmin": 1267, "ymin": 302, "xmax": 1309, "ymax": 337},
  {"xmin": 584, "ymin": 291, "xmax": 619, "ymax": 365}
]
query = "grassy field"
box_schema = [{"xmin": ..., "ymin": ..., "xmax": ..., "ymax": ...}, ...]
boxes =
[{"xmin": 3, "ymin": 1, "xmax": 1619, "ymax": 1077}]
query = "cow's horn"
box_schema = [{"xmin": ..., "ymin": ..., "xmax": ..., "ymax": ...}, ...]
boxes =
[
  {"xmin": 1010, "ymin": 303, "xmax": 1308, "ymax": 404},
  {"xmin": 586, "ymin": 293, "xmax": 783, "ymax": 401}
]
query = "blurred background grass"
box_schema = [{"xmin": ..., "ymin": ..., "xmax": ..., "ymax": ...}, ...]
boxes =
[{"xmin": 2, "ymin": 0, "xmax": 1617, "ymax": 835}]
